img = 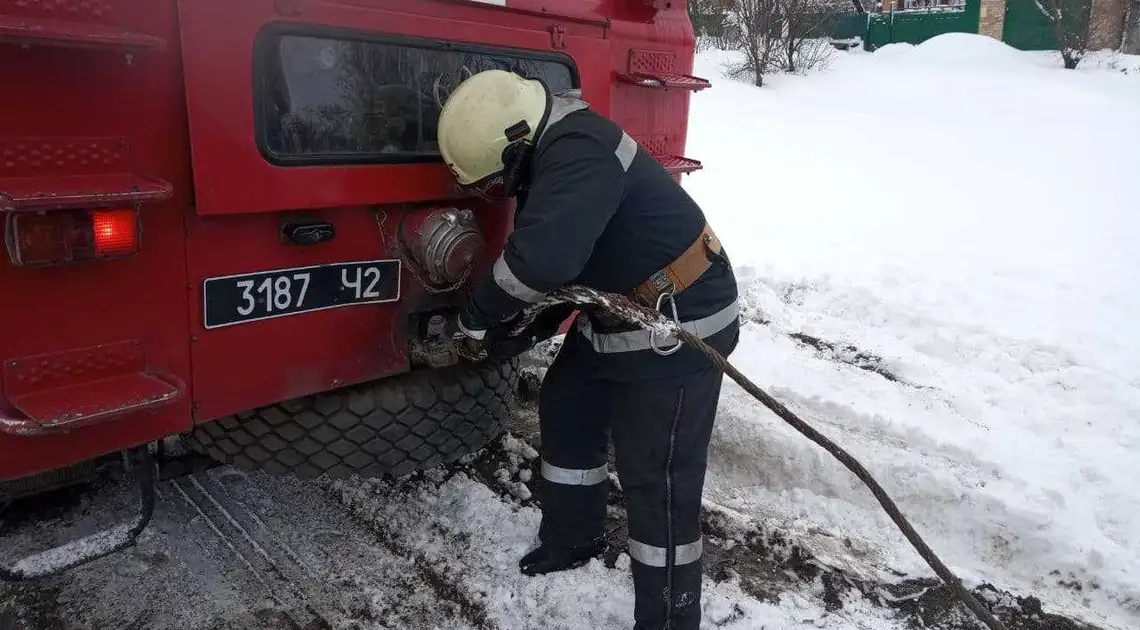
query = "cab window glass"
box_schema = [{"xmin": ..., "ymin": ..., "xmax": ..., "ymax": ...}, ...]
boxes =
[{"xmin": 258, "ymin": 32, "xmax": 577, "ymax": 164}]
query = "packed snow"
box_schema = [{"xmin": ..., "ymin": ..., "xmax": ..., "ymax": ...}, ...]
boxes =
[{"xmin": 683, "ymin": 33, "xmax": 1140, "ymax": 630}]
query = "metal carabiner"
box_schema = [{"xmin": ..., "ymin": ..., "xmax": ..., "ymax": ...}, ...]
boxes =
[{"xmin": 650, "ymin": 291, "xmax": 684, "ymax": 356}]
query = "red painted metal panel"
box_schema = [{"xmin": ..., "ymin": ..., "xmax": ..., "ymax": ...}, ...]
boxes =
[
  {"xmin": 176, "ymin": 0, "xmax": 611, "ymax": 216},
  {"xmin": 444, "ymin": 0, "xmax": 610, "ymax": 26},
  {"xmin": 183, "ymin": 201, "xmax": 505, "ymax": 423},
  {"xmin": 5, "ymin": 340, "xmax": 152, "ymax": 397},
  {"xmin": 0, "ymin": 0, "xmax": 132, "ymax": 23},
  {"xmin": 0, "ymin": 0, "xmax": 166, "ymax": 49},
  {"xmin": 0, "ymin": 0, "xmax": 703, "ymax": 483},
  {"xmin": 175, "ymin": 0, "xmax": 560, "ymax": 422},
  {"xmin": 0, "ymin": 136, "xmax": 134, "ymax": 178},
  {"xmin": 0, "ymin": 1, "xmax": 193, "ymax": 480}
]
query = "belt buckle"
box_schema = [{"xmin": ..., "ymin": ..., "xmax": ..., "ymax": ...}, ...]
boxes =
[{"xmin": 647, "ymin": 270, "xmax": 676, "ymax": 301}]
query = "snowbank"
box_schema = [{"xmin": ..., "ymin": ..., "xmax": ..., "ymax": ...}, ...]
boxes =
[
  {"xmin": 890, "ymin": 32, "xmax": 1034, "ymax": 68},
  {"xmin": 683, "ymin": 35, "xmax": 1140, "ymax": 630}
]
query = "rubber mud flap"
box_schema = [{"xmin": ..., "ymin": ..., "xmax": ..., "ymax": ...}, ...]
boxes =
[{"xmin": 187, "ymin": 358, "xmax": 519, "ymax": 479}]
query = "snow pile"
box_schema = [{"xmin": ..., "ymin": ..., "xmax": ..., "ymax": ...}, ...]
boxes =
[
  {"xmin": 493, "ymin": 433, "xmax": 539, "ymax": 500},
  {"xmin": 886, "ymin": 32, "xmax": 1033, "ymax": 68},
  {"xmin": 683, "ymin": 34, "xmax": 1140, "ymax": 630}
]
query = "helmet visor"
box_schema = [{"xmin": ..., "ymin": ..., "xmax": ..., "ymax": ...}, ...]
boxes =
[{"xmin": 460, "ymin": 172, "xmax": 508, "ymax": 201}]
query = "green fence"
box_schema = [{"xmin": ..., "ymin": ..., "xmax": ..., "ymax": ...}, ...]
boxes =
[
  {"xmin": 1001, "ymin": 0, "xmax": 1091, "ymax": 51},
  {"xmin": 1002, "ymin": 0, "xmax": 1058, "ymax": 49},
  {"xmin": 863, "ymin": 0, "xmax": 981, "ymax": 50},
  {"xmin": 830, "ymin": 12, "xmax": 871, "ymax": 41}
]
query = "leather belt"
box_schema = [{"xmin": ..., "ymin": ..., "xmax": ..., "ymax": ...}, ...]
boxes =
[{"xmin": 630, "ymin": 223, "xmax": 722, "ymax": 308}]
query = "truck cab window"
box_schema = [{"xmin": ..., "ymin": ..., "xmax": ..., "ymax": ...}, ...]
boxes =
[{"xmin": 256, "ymin": 31, "xmax": 577, "ymax": 165}]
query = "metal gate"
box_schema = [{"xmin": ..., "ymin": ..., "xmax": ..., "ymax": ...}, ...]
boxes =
[{"xmin": 864, "ymin": 0, "xmax": 982, "ymax": 49}]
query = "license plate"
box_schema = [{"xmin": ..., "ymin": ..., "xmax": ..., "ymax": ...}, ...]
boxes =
[{"xmin": 202, "ymin": 259, "xmax": 401, "ymax": 329}]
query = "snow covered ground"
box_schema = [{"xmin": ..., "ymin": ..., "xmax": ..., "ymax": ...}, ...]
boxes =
[
  {"xmin": 683, "ymin": 33, "xmax": 1140, "ymax": 630},
  {"xmin": 3, "ymin": 33, "xmax": 1138, "ymax": 630}
]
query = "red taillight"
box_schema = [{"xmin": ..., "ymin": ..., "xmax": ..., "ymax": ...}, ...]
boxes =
[
  {"xmin": 4, "ymin": 208, "xmax": 140, "ymax": 267},
  {"xmin": 91, "ymin": 209, "xmax": 139, "ymax": 256}
]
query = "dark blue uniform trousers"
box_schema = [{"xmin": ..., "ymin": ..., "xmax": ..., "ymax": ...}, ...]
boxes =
[{"xmin": 536, "ymin": 339, "xmax": 724, "ymax": 630}]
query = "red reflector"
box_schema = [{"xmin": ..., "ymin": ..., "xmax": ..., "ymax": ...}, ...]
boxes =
[
  {"xmin": 92, "ymin": 210, "xmax": 138, "ymax": 256},
  {"xmin": 4, "ymin": 208, "xmax": 140, "ymax": 267}
]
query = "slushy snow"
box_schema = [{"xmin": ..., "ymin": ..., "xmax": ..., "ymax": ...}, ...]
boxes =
[
  {"xmin": 327, "ymin": 472, "xmax": 912, "ymax": 629},
  {"xmin": 683, "ymin": 33, "xmax": 1140, "ymax": 630}
]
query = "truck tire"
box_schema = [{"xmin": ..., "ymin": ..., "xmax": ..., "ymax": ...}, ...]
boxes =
[{"xmin": 187, "ymin": 358, "xmax": 518, "ymax": 480}]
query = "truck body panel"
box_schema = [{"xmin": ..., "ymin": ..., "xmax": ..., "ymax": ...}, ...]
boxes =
[{"xmin": 0, "ymin": 0, "xmax": 705, "ymax": 482}]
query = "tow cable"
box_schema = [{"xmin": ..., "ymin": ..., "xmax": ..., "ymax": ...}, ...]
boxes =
[{"xmin": 501, "ymin": 284, "xmax": 1009, "ymax": 630}]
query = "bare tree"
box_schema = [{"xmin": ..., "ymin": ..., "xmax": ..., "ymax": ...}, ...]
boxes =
[
  {"xmin": 1032, "ymin": 0, "xmax": 1091, "ymax": 69},
  {"xmin": 710, "ymin": 14, "xmax": 744, "ymax": 50},
  {"xmin": 688, "ymin": 0, "xmax": 719, "ymax": 36},
  {"xmin": 690, "ymin": 0, "xmax": 743, "ymax": 50},
  {"xmin": 727, "ymin": 0, "xmax": 785, "ymax": 86},
  {"xmin": 1126, "ymin": 0, "xmax": 1140, "ymax": 55},
  {"xmin": 778, "ymin": 0, "xmax": 840, "ymax": 73}
]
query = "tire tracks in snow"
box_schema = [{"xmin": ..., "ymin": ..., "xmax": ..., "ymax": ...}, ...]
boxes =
[
  {"xmin": 181, "ymin": 464, "xmax": 494, "ymax": 624},
  {"xmin": 165, "ymin": 474, "xmax": 337, "ymax": 630},
  {"xmin": 169, "ymin": 466, "xmax": 492, "ymax": 630}
]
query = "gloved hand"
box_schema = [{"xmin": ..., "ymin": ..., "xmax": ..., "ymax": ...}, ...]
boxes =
[
  {"xmin": 454, "ymin": 304, "xmax": 574, "ymax": 362},
  {"xmin": 453, "ymin": 309, "xmax": 496, "ymax": 362},
  {"xmin": 484, "ymin": 303, "xmax": 575, "ymax": 359},
  {"xmin": 516, "ymin": 303, "xmax": 576, "ymax": 346}
]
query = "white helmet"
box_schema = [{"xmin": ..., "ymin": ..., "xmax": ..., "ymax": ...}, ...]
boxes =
[{"xmin": 437, "ymin": 69, "xmax": 551, "ymax": 189}]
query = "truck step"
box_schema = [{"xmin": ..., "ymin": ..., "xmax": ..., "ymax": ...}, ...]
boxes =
[
  {"xmin": 1, "ymin": 340, "xmax": 185, "ymax": 437},
  {"xmin": 656, "ymin": 155, "xmax": 704, "ymax": 176},
  {"xmin": 0, "ymin": 136, "xmax": 172, "ymax": 212},
  {"xmin": 633, "ymin": 134, "xmax": 704, "ymax": 175},
  {"xmin": 617, "ymin": 72, "xmax": 711, "ymax": 90},
  {"xmin": 617, "ymin": 49, "xmax": 711, "ymax": 91},
  {"xmin": 0, "ymin": 171, "xmax": 173, "ymax": 212},
  {"xmin": 0, "ymin": 0, "xmax": 165, "ymax": 51}
]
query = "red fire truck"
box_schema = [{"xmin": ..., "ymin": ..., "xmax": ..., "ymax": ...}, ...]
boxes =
[{"xmin": 0, "ymin": 0, "xmax": 709, "ymax": 579}]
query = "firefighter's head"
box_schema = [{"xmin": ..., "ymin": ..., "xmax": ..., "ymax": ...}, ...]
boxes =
[{"xmin": 437, "ymin": 69, "xmax": 551, "ymax": 198}]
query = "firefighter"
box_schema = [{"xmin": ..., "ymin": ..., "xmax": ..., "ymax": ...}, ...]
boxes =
[{"xmin": 436, "ymin": 69, "xmax": 740, "ymax": 630}]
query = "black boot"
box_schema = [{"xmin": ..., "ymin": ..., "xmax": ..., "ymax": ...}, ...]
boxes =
[{"xmin": 519, "ymin": 538, "xmax": 606, "ymax": 576}]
